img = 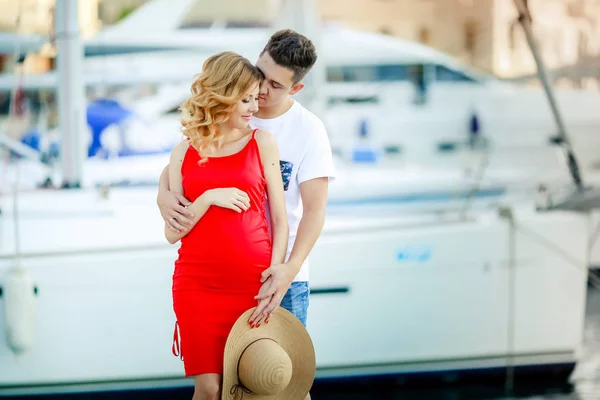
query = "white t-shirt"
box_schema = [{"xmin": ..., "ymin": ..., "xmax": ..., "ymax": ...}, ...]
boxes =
[{"xmin": 251, "ymin": 100, "xmax": 336, "ymax": 282}]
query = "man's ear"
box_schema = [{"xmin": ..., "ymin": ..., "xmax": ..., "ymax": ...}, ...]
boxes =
[{"xmin": 289, "ymin": 82, "xmax": 305, "ymax": 96}]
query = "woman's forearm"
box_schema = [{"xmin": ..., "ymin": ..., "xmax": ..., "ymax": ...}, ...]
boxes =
[
  {"xmin": 269, "ymin": 218, "xmax": 289, "ymax": 266},
  {"xmin": 165, "ymin": 194, "xmax": 211, "ymax": 244},
  {"xmin": 158, "ymin": 164, "xmax": 170, "ymax": 193}
]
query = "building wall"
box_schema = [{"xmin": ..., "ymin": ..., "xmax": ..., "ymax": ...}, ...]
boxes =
[
  {"xmin": 318, "ymin": 0, "xmax": 496, "ymax": 73},
  {"xmin": 0, "ymin": 0, "xmax": 101, "ymax": 73},
  {"xmin": 0, "ymin": 0, "xmax": 55, "ymax": 34},
  {"xmin": 319, "ymin": 0, "xmax": 496, "ymax": 75},
  {"xmin": 320, "ymin": 0, "xmax": 600, "ymax": 84},
  {"xmin": 320, "ymin": 0, "xmax": 434, "ymax": 39},
  {"xmin": 426, "ymin": 0, "xmax": 495, "ymax": 72},
  {"xmin": 491, "ymin": 0, "xmax": 600, "ymax": 89},
  {"xmin": 0, "ymin": 0, "xmax": 101, "ymax": 37}
]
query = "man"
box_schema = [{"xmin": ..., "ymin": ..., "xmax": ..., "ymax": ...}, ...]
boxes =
[{"xmin": 157, "ymin": 28, "xmax": 335, "ymax": 345}]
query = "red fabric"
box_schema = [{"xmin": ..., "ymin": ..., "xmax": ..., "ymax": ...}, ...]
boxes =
[{"xmin": 172, "ymin": 130, "xmax": 271, "ymax": 376}]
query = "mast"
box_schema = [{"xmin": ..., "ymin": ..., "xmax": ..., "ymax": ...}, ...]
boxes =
[
  {"xmin": 55, "ymin": 0, "xmax": 87, "ymax": 188},
  {"xmin": 512, "ymin": 0, "xmax": 584, "ymax": 191}
]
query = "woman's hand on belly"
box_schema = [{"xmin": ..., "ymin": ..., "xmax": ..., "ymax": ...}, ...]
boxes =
[{"xmin": 204, "ymin": 188, "xmax": 251, "ymax": 213}]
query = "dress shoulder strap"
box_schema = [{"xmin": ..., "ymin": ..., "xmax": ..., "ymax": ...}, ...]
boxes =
[{"xmin": 251, "ymin": 129, "xmax": 258, "ymax": 139}]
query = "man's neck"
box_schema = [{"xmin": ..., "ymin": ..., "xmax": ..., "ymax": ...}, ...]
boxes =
[{"xmin": 254, "ymin": 97, "xmax": 294, "ymax": 120}]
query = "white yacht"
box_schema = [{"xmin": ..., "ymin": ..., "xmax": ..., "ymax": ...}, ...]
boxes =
[{"xmin": 0, "ymin": 185, "xmax": 592, "ymax": 396}]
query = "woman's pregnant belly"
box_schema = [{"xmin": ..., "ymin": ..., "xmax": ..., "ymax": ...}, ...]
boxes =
[{"xmin": 175, "ymin": 207, "xmax": 272, "ymax": 285}]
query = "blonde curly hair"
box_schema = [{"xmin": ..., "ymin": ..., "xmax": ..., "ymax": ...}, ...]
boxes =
[{"xmin": 180, "ymin": 51, "xmax": 264, "ymax": 161}]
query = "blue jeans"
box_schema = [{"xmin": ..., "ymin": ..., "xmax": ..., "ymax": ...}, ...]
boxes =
[{"xmin": 280, "ymin": 281, "xmax": 309, "ymax": 326}]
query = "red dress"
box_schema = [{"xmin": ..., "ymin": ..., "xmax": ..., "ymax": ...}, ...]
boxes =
[{"xmin": 171, "ymin": 129, "xmax": 271, "ymax": 376}]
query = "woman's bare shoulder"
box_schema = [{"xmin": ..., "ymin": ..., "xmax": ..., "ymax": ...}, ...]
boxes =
[
  {"xmin": 254, "ymin": 129, "xmax": 277, "ymax": 148},
  {"xmin": 170, "ymin": 139, "xmax": 189, "ymax": 162}
]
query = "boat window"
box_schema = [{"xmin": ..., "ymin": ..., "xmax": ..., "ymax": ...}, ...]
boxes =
[
  {"xmin": 377, "ymin": 65, "xmax": 411, "ymax": 81},
  {"xmin": 328, "ymin": 96, "xmax": 379, "ymax": 105},
  {"xmin": 435, "ymin": 65, "xmax": 479, "ymax": 83},
  {"xmin": 326, "ymin": 65, "xmax": 411, "ymax": 83},
  {"xmin": 409, "ymin": 64, "xmax": 428, "ymax": 105},
  {"xmin": 326, "ymin": 66, "xmax": 376, "ymax": 82}
]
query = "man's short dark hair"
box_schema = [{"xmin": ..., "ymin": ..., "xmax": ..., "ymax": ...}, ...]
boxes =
[{"xmin": 261, "ymin": 29, "xmax": 317, "ymax": 84}]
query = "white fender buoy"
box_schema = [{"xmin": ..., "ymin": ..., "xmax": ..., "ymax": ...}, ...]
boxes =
[{"xmin": 2, "ymin": 264, "xmax": 37, "ymax": 355}]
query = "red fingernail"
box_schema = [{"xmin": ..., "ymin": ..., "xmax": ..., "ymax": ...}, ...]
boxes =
[{"xmin": 256, "ymin": 323, "xmax": 260, "ymax": 328}]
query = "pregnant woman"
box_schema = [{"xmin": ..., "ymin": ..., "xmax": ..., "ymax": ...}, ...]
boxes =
[{"xmin": 164, "ymin": 51, "xmax": 288, "ymax": 400}]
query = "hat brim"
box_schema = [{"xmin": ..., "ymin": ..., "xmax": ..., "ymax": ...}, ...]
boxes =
[{"xmin": 222, "ymin": 307, "xmax": 316, "ymax": 400}]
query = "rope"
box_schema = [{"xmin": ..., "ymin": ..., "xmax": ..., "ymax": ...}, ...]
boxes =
[
  {"xmin": 459, "ymin": 139, "xmax": 490, "ymax": 219},
  {"xmin": 500, "ymin": 208, "xmax": 600, "ymax": 395},
  {"xmin": 504, "ymin": 212, "xmax": 516, "ymax": 394},
  {"xmin": 514, "ymin": 221, "xmax": 599, "ymax": 290},
  {"xmin": 229, "ymin": 384, "xmax": 252, "ymax": 400},
  {"xmin": 2, "ymin": 0, "xmax": 25, "ymax": 265}
]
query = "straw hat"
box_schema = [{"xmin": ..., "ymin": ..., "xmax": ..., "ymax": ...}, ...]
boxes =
[{"xmin": 222, "ymin": 307, "xmax": 316, "ymax": 400}]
